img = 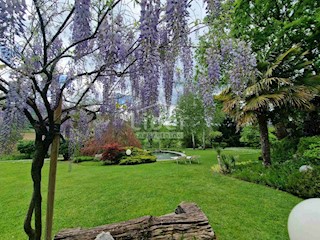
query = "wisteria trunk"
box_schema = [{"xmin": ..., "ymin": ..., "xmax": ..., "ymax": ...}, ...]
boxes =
[
  {"xmin": 257, "ymin": 115, "xmax": 271, "ymax": 166},
  {"xmin": 24, "ymin": 133, "xmax": 50, "ymax": 240},
  {"xmin": 191, "ymin": 132, "xmax": 195, "ymax": 150}
]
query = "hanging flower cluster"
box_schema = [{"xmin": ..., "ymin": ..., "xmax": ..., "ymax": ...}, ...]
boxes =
[
  {"xmin": 0, "ymin": 0, "xmax": 26, "ymax": 45},
  {"xmin": 204, "ymin": 0, "xmax": 222, "ymax": 17},
  {"xmin": 137, "ymin": 0, "xmax": 161, "ymax": 109},
  {"xmin": 0, "ymin": 82, "xmax": 28, "ymax": 154},
  {"xmin": 72, "ymin": 0, "xmax": 91, "ymax": 59}
]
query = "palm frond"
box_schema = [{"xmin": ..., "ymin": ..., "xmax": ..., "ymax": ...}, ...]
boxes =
[
  {"xmin": 245, "ymin": 77, "xmax": 291, "ymax": 95},
  {"xmin": 265, "ymin": 45, "xmax": 301, "ymax": 78},
  {"xmin": 235, "ymin": 112, "xmax": 257, "ymax": 128}
]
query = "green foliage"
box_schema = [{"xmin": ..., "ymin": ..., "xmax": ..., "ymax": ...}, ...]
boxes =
[
  {"xmin": 212, "ymin": 142, "xmax": 227, "ymax": 150},
  {"xmin": 17, "ymin": 140, "xmax": 74, "ymax": 160},
  {"xmin": 303, "ymin": 144, "xmax": 320, "ymax": 164},
  {"xmin": 271, "ymin": 138, "xmax": 299, "ymax": 163},
  {"xmin": 297, "ymin": 136, "xmax": 320, "ymax": 156},
  {"xmin": 0, "ymin": 154, "xmax": 30, "ymax": 161},
  {"xmin": 220, "ymin": 154, "xmax": 236, "ymax": 174},
  {"xmin": 17, "ymin": 141, "xmax": 35, "ymax": 158},
  {"xmin": 60, "ymin": 140, "xmax": 71, "ymax": 161},
  {"xmin": 232, "ymin": 0, "xmax": 320, "ymax": 71},
  {"xmin": 176, "ymin": 93, "xmax": 206, "ymax": 147},
  {"xmin": 216, "ymin": 118, "xmax": 242, "ymax": 147},
  {"xmin": 73, "ymin": 156, "xmax": 95, "ymax": 163},
  {"xmin": 119, "ymin": 147, "xmax": 156, "ymax": 165},
  {"xmin": 119, "ymin": 155, "xmax": 157, "ymax": 165},
  {"xmin": 286, "ymin": 168, "xmax": 320, "ymax": 198},
  {"xmin": 240, "ymin": 125, "xmax": 277, "ymax": 148},
  {"xmin": 100, "ymin": 146, "xmax": 157, "ymax": 166},
  {"xmin": 232, "ymin": 160, "xmax": 320, "ymax": 198},
  {"xmin": 240, "ymin": 126, "xmax": 261, "ymax": 148}
]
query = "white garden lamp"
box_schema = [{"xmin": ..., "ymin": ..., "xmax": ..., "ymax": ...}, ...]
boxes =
[{"xmin": 288, "ymin": 198, "xmax": 320, "ymax": 240}]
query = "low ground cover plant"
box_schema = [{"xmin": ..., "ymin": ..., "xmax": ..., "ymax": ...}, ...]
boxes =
[
  {"xmin": 228, "ymin": 135, "xmax": 320, "ymax": 198},
  {"xmin": 231, "ymin": 160, "xmax": 320, "ymax": 198}
]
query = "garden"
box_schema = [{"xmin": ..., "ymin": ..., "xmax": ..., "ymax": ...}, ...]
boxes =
[
  {"xmin": 0, "ymin": 0, "xmax": 319, "ymax": 240},
  {"xmin": 0, "ymin": 148, "xmax": 302, "ymax": 240}
]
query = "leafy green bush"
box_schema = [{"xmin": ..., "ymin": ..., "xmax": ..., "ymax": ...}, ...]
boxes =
[
  {"xmin": 271, "ymin": 138, "xmax": 299, "ymax": 163},
  {"xmin": 73, "ymin": 156, "xmax": 95, "ymax": 163},
  {"xmin": 303, "ymin": 143, "xmax": 320, "ymax": 164},
  {"xmin": 100, "ymin": 146, "xmax": 157, "ymax": 165},
  {"xmin": 240, "ymin": 126, "xmax": 261, "ymax": 148},
  {"xmin": 17, "ymin": 140, "xmax": 74, "ymax": 160},
  {"xmin": 0, "ymin": 154, "xmax": 30, "ymax": 161},
  {"xmin": 17, "ymin": 141, "xmax": 35, "ymax": 158},
  {"xmin": 297, "ymin": 136, "xmax": 320, "ymax": 164},
  {"xmin": 119, "ymin": 147, "xmax": 156, "ymax": 165},
  {"xmin": 220, "ymin": 154, "xmax": 236, "ymax": 174},
  {"xmin": 286, "ymin": 167, "xmax": 320, "ymax": 198},
  {"xmin": 119, "ymin": 155, "xmax": 156, "ymax": 165},
  {"xmin": 240, "ymin": 125, "xmax": 277, "ymax": 148},
  {"xmin": 60, "ymin": 140, "xmax": 71, "ymax": 161},
  {"xmin": 231, "ymin": 160, "xmax": 320, "ymax": 198}
]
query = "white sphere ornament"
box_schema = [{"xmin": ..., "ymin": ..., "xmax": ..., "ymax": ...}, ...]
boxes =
[
  {"xmin": 299, "ymin": 165, "xmax": 313, "ymax": 172},
  {"xmin": 126, "ymin": 149, "xmax": 132, "ymax": 156},
  {"xmin": 288, "ymin": 198, "xmax": 320, "ymax": 240}
]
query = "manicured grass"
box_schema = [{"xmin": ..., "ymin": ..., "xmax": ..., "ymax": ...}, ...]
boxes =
[{"xmin": 0, "ymin": 148, "xmax": 301, "ymax": 239}]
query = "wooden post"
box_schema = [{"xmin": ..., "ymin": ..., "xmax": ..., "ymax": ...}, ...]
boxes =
[{"xmin": 45, "ymin": 98, "xmax": 62, "ymax": 240}]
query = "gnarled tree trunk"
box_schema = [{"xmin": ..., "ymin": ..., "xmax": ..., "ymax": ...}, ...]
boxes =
[{"xmin": 24, "ymin": 131, "xmax": 51, "ymax": 240}]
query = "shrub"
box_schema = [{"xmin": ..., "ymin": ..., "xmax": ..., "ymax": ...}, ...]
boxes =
[
  {"xmin": 303, "ymin": 143, "xmax": 320, "ymax": 164},
  {"xmin": 101, "ymin": 143, "xmax": 125, "ymax": 164},
  {"xmin": 99, "ymin": 146, "xmax": 156, "ymax": 166},
  {"xmin": 17, "ymin": 141, "xmax": 35, "ymax": 158},
  {"xmin": 59, "ymin": 140, "xmax": 71, "ymax": 161},
  {"xmin": 286, "ymin": 168, "xmax": 320, "ymax": 198},
  {"xmin": 119, "ymin": 155, "xmax": 156, "ymax": 165},
  {"xmin": 0, "ymin": 154, "xmax": 30, "ymax": 161},
  {"xmin": 240, "ymin": 125, "xmax": 277, "ymax": 148},
  {"xmin": 80, "ymin": 122, "xmax": 142, "ymax": 156},
  {"xmin": 220, "ymin": 154, "xmax": 236, "ymax": 174},
  {"xmin": 73, "ymin": 156, "xmax": 95, "ymax": 163},
  {"xmin": 240, "ymin": 125, "xmax": 261, "ymax": 148},
  {"xmin": 271, "ymin": 137, "xmax": 299, "ymax": 163},
  {"xmin": 297, "ymin": 136, "xmax": 320, "ymax": 163},
  {"xmin": 231, "ymin": 160, "xmax": 320, "ymax": 198},
  {"xmin": 297, "ymin": 136, "xmax": 320, "ymax": 154}
]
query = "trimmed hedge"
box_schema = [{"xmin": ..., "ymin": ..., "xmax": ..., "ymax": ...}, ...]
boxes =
[
  {"xmin": 101, "ymin": 146, "xmax": 157, "ymax": 166},
  {"xmin": 73, "ymin": 156, "xmax": 95, "ymax": 163},
  {"xmin": 119, "ymin": 155, "xmax": 157, "ymax": 165}
]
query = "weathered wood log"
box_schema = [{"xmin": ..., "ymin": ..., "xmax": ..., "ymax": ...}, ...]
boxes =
[{"xmin": 54, "ymin": 202, "xmax": 215, "ymax": 240}]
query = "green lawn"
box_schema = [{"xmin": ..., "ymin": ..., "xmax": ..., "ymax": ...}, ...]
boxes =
[{"xmin": 0, "ymin": 148, "xmax": 301, "ymax": 239}]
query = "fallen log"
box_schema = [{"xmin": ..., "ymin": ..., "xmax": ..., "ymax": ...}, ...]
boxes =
[{"xmin": 54, "ymin": 202, "xmax": 215, "ymax": 240}]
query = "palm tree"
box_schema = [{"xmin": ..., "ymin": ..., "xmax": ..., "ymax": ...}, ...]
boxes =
[{"xmin": 216, "ymin": 46, "xmax": 319, "ymax": 166}]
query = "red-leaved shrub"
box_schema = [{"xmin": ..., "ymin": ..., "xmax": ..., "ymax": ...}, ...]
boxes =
[
  {"xmin": 80, "ymin": 122, "xmax": 141, "ymax": 156},
  {"xmin": 101, "ymin": 143, "xmax": 124, "ymax": 164}
]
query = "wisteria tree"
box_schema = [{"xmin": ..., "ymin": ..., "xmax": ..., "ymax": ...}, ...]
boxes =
[{"xmin": 0, "ymin": 0, "xmax": 220, "ymax": 239}]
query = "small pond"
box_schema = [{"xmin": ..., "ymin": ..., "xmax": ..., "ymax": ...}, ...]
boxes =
[{"xmin": 153, "ymin": 152, "xmax": 182, "ymax": 161}]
